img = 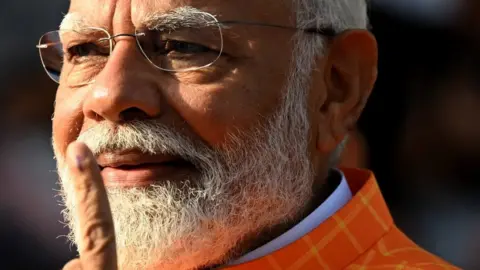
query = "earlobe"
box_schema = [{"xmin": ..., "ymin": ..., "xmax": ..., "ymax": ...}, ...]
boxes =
[
  {"xmin": 315, "ymin": 105, "xmax": 348, "ymax": 154},
  {"xmin": 315, "ymin": 124, "xmax": 338, "ymax": 154}
]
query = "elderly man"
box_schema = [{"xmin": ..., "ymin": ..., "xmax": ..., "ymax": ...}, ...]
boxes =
[{"xmin": 36, "ymin": 0, "xmax": 457, "ymax": 269}]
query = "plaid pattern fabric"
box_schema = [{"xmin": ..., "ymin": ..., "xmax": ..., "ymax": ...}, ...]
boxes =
[{"xmin": 224, "ymin": 168, "xmax": 459, "ymax": 270}]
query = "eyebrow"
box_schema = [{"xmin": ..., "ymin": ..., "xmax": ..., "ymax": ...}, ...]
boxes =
[
  {"xmin": 142, "ymin": 6, "xmax": 220, "ymax": 30},
  {"xmin": 60, "ymin": 6, "xmax": 220, "ymax": 32},
  {"xmin": 59, "ymin": 12, "xmax": 92, "ymax": 31}
]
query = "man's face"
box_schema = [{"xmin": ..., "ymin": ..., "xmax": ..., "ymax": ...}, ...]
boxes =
[
  {"xmin": 53, "ymin": 0, "xmax": 296, "ymax": 158},
  {"xmin": 53, "ymin": 0, "xmax": 319, "ymax": 269},
  {"xmin": 51, "ymin": 0, "xmax": 377, "ymax": 269}
]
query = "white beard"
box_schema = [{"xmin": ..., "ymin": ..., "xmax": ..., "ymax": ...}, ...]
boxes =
[{"xmin": 54, "ymin": 41, "xmax": 318, "ymax": 270}]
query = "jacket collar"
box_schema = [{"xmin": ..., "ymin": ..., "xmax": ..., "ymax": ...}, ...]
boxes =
[{"xmin": 224, "ymin": 168, "xmax": 394, "ymax": 270}]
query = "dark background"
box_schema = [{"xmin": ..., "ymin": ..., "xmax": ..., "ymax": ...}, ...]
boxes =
[{"xmin": 0, "ymin": 1, "xmax": 478, "ymax": 269}]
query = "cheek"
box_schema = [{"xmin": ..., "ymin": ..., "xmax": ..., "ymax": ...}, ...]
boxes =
[
  {"xmin": 169, "ymin": 77, "xmax": 282, "ymax": 146},
  {"xmin": 168, "ymin": 84, "xmax": 242, "ymax": 145},
  {"xmin": 52, "ymin": 87, "xmax": 85, "ymax": 158}
]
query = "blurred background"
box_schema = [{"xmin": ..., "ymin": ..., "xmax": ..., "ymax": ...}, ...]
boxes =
[{"xmin": 0, "ymin": 0, "xmax": 478, "ymax": 269}]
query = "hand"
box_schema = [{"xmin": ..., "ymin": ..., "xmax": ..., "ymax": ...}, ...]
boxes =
[{"xmin": 62, "ymin": 142, "xmax": 117, "ymax": 270}]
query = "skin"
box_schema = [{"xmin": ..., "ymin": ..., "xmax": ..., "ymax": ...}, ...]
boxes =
[{"xmin": 54, "ymin": 0, "xmax": 377, "ymax": 268}]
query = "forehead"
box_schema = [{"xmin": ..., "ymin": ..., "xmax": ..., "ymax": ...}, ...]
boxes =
[{"xmin": 66, "ymin": 0, "xmax": 293, "ymax": 30}]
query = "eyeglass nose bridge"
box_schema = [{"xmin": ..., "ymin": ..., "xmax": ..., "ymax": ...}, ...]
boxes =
[{"xmin": 98, "ymin": 32, "xmax": 144, "ymax": 52}]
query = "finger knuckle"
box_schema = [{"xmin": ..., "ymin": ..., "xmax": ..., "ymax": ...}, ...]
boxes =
[
  {"xmin": 82, "ymin": 219, "xmax": 115, "ymax": 252},
  {"xmin": 74, "ymin": 176, "xmax": 95, "ymax": 193}
]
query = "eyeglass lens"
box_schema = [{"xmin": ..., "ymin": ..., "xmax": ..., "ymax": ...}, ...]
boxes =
[{"xmin": 37, "ymin": 15, "xmax": 223, "ymax": 85}]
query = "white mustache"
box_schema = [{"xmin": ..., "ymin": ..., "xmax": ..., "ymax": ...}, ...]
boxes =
[{"xmin": 76, "ymin": 120, "xmax": 216, "ymax": 166}]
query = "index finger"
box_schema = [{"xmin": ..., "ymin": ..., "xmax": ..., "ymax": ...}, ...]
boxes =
[{"xmin": 67, "ymin": 142, "xmax": 117, "ymax": 270}]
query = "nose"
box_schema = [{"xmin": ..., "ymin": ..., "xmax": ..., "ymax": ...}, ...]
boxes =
[{"xmin": 83, "ymin": 39, "xmax": 162, "ymax": 123}]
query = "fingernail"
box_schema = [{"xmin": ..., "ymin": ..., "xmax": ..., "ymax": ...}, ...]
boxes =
[{"xmin": 76, "ymin": 155, "xmax": 85, "ymax": 172}]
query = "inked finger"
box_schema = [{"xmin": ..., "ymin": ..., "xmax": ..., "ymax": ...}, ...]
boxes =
[{"xmin": 67, "ymin": 142, "xmax": 117, "ymax": 270}]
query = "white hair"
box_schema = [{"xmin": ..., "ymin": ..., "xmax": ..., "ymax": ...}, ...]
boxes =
[
  {"xmin": 291, "ymin": 0, "xmax": 369, "ymax": 165},
  {"xmin": 295, "ymin": 0, "xmax": 369, "ymax": 35}
]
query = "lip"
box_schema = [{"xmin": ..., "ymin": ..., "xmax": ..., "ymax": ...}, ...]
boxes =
[{"xmin": 97, "ymin": 150, "xmax": 194, "ymax": 187}]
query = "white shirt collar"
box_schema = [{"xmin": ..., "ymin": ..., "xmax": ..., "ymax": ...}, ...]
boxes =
[{"xmin": 230, "ymin": 169, "xmax": 352, "ymax": 265}]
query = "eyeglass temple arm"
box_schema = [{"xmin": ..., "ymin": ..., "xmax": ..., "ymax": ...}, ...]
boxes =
[
  {"xmin": 217, "ymin": 20, "xmax": 336, "ymax": 37},
  {"xmin": 36, "ymin": 41, "xmax": 60, "ymax": 49}
]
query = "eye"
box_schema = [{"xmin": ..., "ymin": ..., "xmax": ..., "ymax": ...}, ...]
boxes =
[
  {"xmin": 156, "ymin": 40, "xmax": 212, "ymax": 55},
  {"xmin": 67, "ymin": 42, "xmax": 109, "ymax": 58}
]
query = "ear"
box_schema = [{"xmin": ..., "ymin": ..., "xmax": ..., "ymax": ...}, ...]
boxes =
[{"xmin": 315, "ymin": 30, "xmax": 378, "ymax": 154}]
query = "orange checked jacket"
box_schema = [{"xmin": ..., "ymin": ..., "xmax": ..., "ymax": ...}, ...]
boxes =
[{"xmin": 224, "ymin": 168, "xmax": 459, "ymax": 270}]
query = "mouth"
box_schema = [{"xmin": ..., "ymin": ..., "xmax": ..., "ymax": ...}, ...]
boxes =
[
  {"xmin": 98, "ymin": 160, "xmax": 191, "ymax": 171},
  {"xmin": 97, "ymin": 150, "xmax": 196, "ymax": 187}
]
